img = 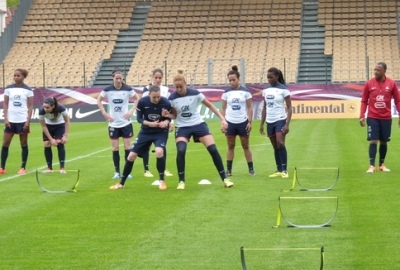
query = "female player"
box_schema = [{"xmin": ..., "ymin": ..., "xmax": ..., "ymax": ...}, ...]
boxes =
[
  {"xmin": 140, "ymin": 68, "xmax": 173, "ymax": 178},
  {"xmin": 97, "ymin": 68, "xmax": 139, "ymax": 179},
  {"xmin": 0, "ymin": 68, "xmax": 33, "ymax": 175},
  {"xmin": 260, "ymin": 67, "xmax": 292, "ymax": 178},
  {"xmin": 109, "ymin": 85, "xmax": 172, "ymax": 190},
  {"xmin": 39, "ymin": 97, "xmax": 70, "ymax": 173},
  {"xmin": 221, "ymin": 65, "xmax": 254, "ymax": 176},
  {"xmin": 162, "ymin": 69, "xmax": 234, "ymax": 190}
]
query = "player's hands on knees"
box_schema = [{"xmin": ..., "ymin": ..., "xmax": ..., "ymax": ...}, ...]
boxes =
[
  {"xmin": 61, "ymin": 136, "xmax": 68, "ymax": 144},
  {"xmin": 50, "ymin": 138, "xmax": 58, "ymax": 146}
]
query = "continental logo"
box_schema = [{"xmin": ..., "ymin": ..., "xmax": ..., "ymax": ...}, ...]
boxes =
[{"xmin": 291, "ymin": 100, "xmax": 359, "ymax": 119}]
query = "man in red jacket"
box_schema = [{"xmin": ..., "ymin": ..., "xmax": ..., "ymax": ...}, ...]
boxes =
[{"xmin": 359, "ymin": 62, "xmax": 400, "ymax": 173}]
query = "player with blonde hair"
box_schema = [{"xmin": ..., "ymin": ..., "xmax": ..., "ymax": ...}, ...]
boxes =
[{"xmin": 162, "ymin": 69, "xmax": 234, "ymax": 189}]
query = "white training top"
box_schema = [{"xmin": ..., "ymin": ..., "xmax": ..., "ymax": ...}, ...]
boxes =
[
  {"xmin": 99, "ymin": 84, "xmax": 136, "ymax": 128},
  {"xmin": 169, "ymin": 88, "xmax": 205, "ymax": 127},
  {"xmin": 221, "ymin": 86, "xmax": 252, "ymax": 124},
  {"xmin": 262, "ymin": 83, "xmax": 290, "ymax": 123},
  {"xmin": 4, "ymin": 83, "xmax": 34, "ymax": 123},
  {"xmin": 38, "ymin": 104, "xmax": 68, "ymax": 125}
]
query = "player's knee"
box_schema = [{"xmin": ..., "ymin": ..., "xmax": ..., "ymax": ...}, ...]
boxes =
[
  {"xmin": 155, "ymin": 147, "xmax": 164, "ymax": 158},
  {"xmin": 241, "ymin": 141, "xmax": 249, "ymax": 150},
  {"xmin": 127, "ymin": 152, "xmax": 137, "ymax": 162},
  {"xmin": 206, "ymin": 144, "xmax": 218, "ymax": 154},
  {"xmin": 43, "ymin": 141, "xmax": 51, "ymax": 147},
  {"xmin": 227, "ymin": 143, "xmax": 235, "ymax": 150}
]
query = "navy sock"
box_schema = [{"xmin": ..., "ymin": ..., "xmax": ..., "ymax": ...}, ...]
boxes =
[
  {"xmin": 207, "ymin": 144, "xmax": 226, "ymax": 181},
  {"xmin": 1, "ymin": 146, "xmax": 8, "ymax": 169},
  {"xmin": 227, "ymin": 160, "xmax": 233, "ymax": 171},
  {"xmin": 157, "ymin": 157, "xmax": 166, "ymax": 181},
  {"xmin": 278, "ymin": 146, "xmax": 287, "ymax": 171},
  {"xmin": 247, "ymin": 162, "xmax": 254, "ymax": 171},
  {"xmin": 176, "ymin": 141, "xmax": 187, "ymax": 182},
  {"xmin": 113, "ymin": 150, "xmax": 120, "ymax": 173},
  {"xmin": 21, "ymin": 146, "xmax": 28, "ymax": 169},
  {"xmin": 379, "ymin": 144, "xmax": 387, "ymax": 166},
  {"xmin": 142, "ymin": 149, "xmax": 150, "ymax": 171},
  {"xmin": 274, "ymin": 148, "xmax": 282, "ymax": 172},
  {"xmin": 369, "ymin": 144, "xmax": 377, "ymax": 166},
  {"xmin": 57, "ymin": 144, "xmax": 65, "ymax": 169},
  {"xmin": 120, "ymin": 160, "xmax": 134, "ymax": 186},
  {"xmin": 44, "ymin": 147, "xmax": 53, "ymax": 170}
]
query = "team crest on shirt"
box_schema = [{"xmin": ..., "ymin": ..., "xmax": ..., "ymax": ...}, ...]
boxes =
[
  {"xmin": 232, "ymin": 98, "xmax": 240, "ymax": 103},
  {"xmin": 385, "ymin": 86, "xmax": 390, "ymax": 92},
  {"xmin": 181, "ymin": 105, "xmax": 192, "ymax": 117},
  {"xmin": 375, "ymin": 95, "xmax": 386, "ymax": 108},
  {"xmin": 231, "ymin": 98, "xmax": 241, "ymax": 110}
]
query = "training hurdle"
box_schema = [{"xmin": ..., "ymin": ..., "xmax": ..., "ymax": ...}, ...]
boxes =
[
  {"xmin": 36, "ymin": 169, "xmax": 80, "ymax": 193},
  {"xmin": 240, "ymin": 246, "xmax": 324, "ymax": 270},
  {"xmin": 273, "ymin": 196, "xmax": 339, "ymax": 228},
  {"xmin": 283, "ymin": 167, "xmax": 340, "ymax": 192}
]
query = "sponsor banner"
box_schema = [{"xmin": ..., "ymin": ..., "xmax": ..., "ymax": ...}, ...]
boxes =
[
  {"xmin": 0, "ymin": 105, "xmax": 103, "ymax": 123},
  {"xmin": 291, "ymin": 100, "xmax": 359, "ymax": 119}
]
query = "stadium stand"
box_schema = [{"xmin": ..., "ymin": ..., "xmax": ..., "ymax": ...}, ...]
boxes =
[
  {"xmin": 319, "ymin": 0, "xmax": 400, "ymax": 82},
  {"xmin": 1, "ymin": 0, "xmax": 400, "ymax": 87},
  {"xmin": 127, "ymin": 0, "xmax": 302, "ymax": 86},
  {"xmin": 1, "ymin": 0, "xmax": 134, "ymax": 87}
]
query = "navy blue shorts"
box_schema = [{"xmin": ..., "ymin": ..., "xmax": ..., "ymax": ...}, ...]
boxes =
[
  {"xmin": 175, "ymin": 122, "xmax": 210, "ymax": 142},
  {"xmin": 108, "ymin": 123, "xmax": 134, "ymax": 139},
  {"xmin": 4, "ymin": 122, "xmax": 29, "ymax": 135},
  {"xmin": 226, "ymin": 120, "xmax": 249, "ymax": 137},
  {"xmin": 267, "ymin": 119, "xmax": 286, "ymax": 137},
  {"xmin": 43, "ymin": 124, "xmax": 65, "ymax": 141},
  {"xmin": 367, "ymin": 118, "xmax": 392, "ymax": 142},
  {"xmin": 131, "ymin": 130, "xmax": 169, "ymax": 157}
]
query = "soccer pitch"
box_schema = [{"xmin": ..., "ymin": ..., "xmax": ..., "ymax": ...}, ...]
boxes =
[{"xmin": 0, "ymin": 119, "xmax": 399, "ymax": 269}]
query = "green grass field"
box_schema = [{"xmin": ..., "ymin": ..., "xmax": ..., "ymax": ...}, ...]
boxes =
[{"xmin": 1, "ymin": 119, "xmax": 400, "ymax": 269}]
